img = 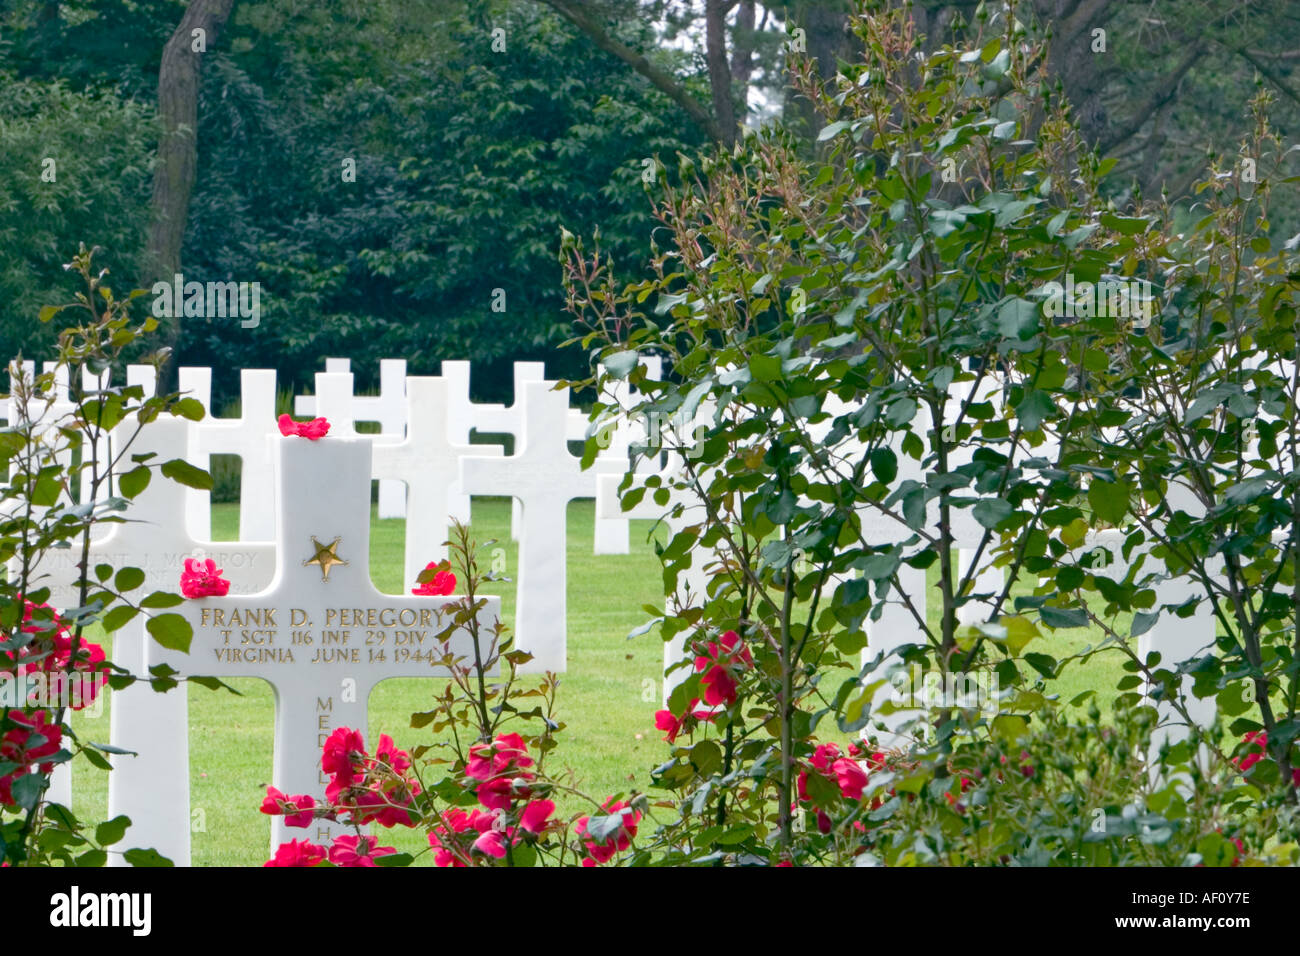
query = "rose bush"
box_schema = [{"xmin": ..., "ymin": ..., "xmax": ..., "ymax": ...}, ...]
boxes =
[{"xmin": 1, "ymin": 246, "xmax": 209, "ymax": 866}]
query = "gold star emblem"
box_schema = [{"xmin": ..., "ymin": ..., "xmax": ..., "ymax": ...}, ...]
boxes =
[{"xmin": 304, "ymin": 536, "xmax": 348, "ymax": 581}]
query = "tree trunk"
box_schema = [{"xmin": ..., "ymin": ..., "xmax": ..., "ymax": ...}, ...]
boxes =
[
  {"xmin": 730, "ymin": 1, "xmax": 758, "ymax": 128},
  {"xmin": 536, "ymin": 0, "xmax": 725, "ymax": 142},
  {"xmin": 143, "ymin": 0, "xmax": 237, "ymax": 373},
  {"xmin": 705, "ymin": 0, "xmax": 737, "ymax": 146},
  {"xmin": 782, "ymin": 0, "xmax": 854, "ymax": 140}
]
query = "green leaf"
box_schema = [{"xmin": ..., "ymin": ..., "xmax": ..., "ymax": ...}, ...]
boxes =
[
  {"xmin": 74, "ymin": 849, "xmax": 108, "ymax": 867},
  {"xmin": 870, "ymin": 448, "xmax": 898, "ymax": 484},
  {"xmin": 1087, "ymin": 480, "xmax": 1128, "ymax": 525},
  {"xmin": 716, "ymin": 825, "xmax": 754, "ymax": 845},
  {"xmin": 123, "ymin": 847, "xmax": 174, "ymax": 867},
  {"xmin": 691, "ymin": 739, "xmax": 722, "ymax": 776},
  {"xmin": 171, "ymin": 397, "xmax": 206, "ymax": 421},
  {"xmin": 983, "ymin": 48, "xmax": 1010, "ymax": 79},
  {"xmin": 114, "ymin": 566, "xmax": 146, "ymax": 592},
  {"xmin": 604, "ymin": 350, "xmax": 638, "ymax": 379},
  {"xmin": 1040, "ymin": 605, "xmax": 1089, "ymax": 629},
  {"xmin": 972, "ymin": 498, "xmax": 1012, "ymax": 529},
  {"xmin": 997, "ymin": 297, "xmax": 1039, "ymax": 339},
  {"xmin": 1015, "ymin": 390, "xmax": 1055, "ymax": 430},
  {"xmin": 749, "ymin": 353, "xmax": 782, "ymax": 383},
  {"xmin": 586, "ymin": 810, "xmax": 632, "ymax": 842},
  {"xmin": 140, "ymin": 590, "xmax": 184, "ymax": 609},
  {"xmin": 159, "ymin": 459, "xmax": 212, "ymax": 490},
  {"xmin": 1131, "ymin": 611, "xmax": 1158, "ymax": 638},
  {"xmin": 101, "ymin": 605, "xmax": 139, "ymax": 633},
  {"xmin": 146, "ymin": 613, "xmax": 193, "ymax": 653},
  {"xmin": 992, "ymin": 714, "xmax": 1029, "ymax": 743},
  {"xmin": 818, "ymin": 120, "xmax": 851, "ymax": 142},
  {"xmin": 95, "ymin": 815, "xmax": 131, "ymax": 847},
  {"xmin": 1100, "ymin": 213, "xmax": 1150, "ymax": 236},
  {"xmin": 117, "ymin": 466, "xmax": 151, "ymax": 499}
]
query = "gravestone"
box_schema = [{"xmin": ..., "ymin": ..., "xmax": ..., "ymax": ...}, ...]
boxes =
[
  {"xmin": 44, "ymin": 418, "xmax": 276, "ymax": 866},
  {"xmin": 297, "ymin": 359, "xmax": 408, "ymax": 519},
  {"xmin": 191, "ymin": 369, "xmax": 280, "ymax": 541},
  {"xmin": 371, "ymin": 376, "xmax": 503, "ymax": 583},
  {"xmin": 438, "ymin": 360, "xmax": 485, "ymax": 524},
  {"xmin": 310, "ymin": 371, "xmax": 361, "ymax": 439},
  {"xmin": 158, "ymin": 434, "xmax": 501, "ymax": 851},
  {"xmin": 460, "ymin": 379, "xmax": 590, "ymax": 673},
  {"xmin": 476, "ymin": 362, "xmax": 546, "ymax": 541},
  {"xmin": 598, "ymin": 449, "xmax": 716, "ymax": 702},
  {"xmin": 178, "ymin": 367, "xmax": 212, "ymax": 541},
  {"xmin": 945, "ymin": 381, "xmax": 1010, "ymax": 627},
  {"xmin": 1075, "ymin": 486, "xmax": 1218, "ymax": 755},
  {"xmin": 573, "ymin": 359, "xmax": 669, "ymax": 556}
]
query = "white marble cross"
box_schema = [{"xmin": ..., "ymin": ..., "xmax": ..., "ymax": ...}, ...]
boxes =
[
  {"xmin": 1074, "ymin": 486, "xmax": 1218, "ymax": 754},
  {"xmin": 943, "ymin": 380, "xmax": 1011, "ymax": 627},
  {"xmin": 296, "ymin": 359, "xmax": 408, "ymax": 519},
  {"xmin": 476, "ymin": 362, "xmax": 547, "ymax": 541},
  {"xmin": 460, "ymin": 379, "xmax": 591, "ymax": 673},
  {"xmin": 598, "ymin": 449, "xmax": 716, "ymax": 701},
  {"xmin": 372, "ymin": 376, "xmax": 503, "ymax": 582},
  {"xmin": 572, "ymin": 359, "xmax": 667, "ymax": 556},
  {"xmin": 178, "ymin": 367, "xmax": 212, "ymax": 541},
  {"xmin": 159, "ymin": 434, "xmax": 501, "ymax": 852},
  {"xmin": 190, "ymin": 369, "xmax": 280, "ymax": 541},
  {"xmin": 850, "ymin": 399, "xmax": 931, "ymax": 747},
  {"xmin": 438, "ymin": 361, "xmax": 481, "ymax": 524},
  {"xmin": 35, "ymin": 417, "xmax": 276, "ymax": 866}
]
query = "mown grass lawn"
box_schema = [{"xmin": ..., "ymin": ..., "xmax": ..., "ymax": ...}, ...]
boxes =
[{"xmin": 67, "ymin": 497, "xmax": 1137, "ymax": 866}]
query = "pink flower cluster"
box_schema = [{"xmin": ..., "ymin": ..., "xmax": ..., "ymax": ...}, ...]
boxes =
[
  {"xmin": 796, "ymin": 742, "xmax": 873, "ymax": 833},
  {"xmin": 693, "ymin": 630, "xmax": 752, "ymax": 707},
  {"xmin": 322, "ymin": 728, "xmax": 422, "ymax": 827},
  {"xmin": 179, "ymin": 558, "xmax": 230, "ymax": 599},
  {"xmin": 1233, "ymin": 730, "xmax": 1300, "ymax": 785},
  {"xmin": 263, "ymin": 727, "xmax": 418, "ymax": 866},
  {"xmin": 428, "ymin": 732, "xmax": 557, "ymax": 865},
  {"xmin": 264, "ymin": 834, "xmax": 396, "ymax": 868},
  {"xmin": 0, "ymin": 709, "xmax": 63, "ymax": 806},
  {"xmin": 653, "ymin": 701, "xmax": 717, "ymax": 744},
  {"xmin": 412, "ymin": 561, "xmax": 456, "ymax": 596},
  {"xmin": 277, "ymin": 414, "xmax": 330, "ymax": 440},
  {"xmin": 575, "ymin": 799, "xmax": 641, "ymax": 866},
  {"xmin": 0, "ymin": 600, "xmax": 108, "ymax": 710},
  {"xmin": 654, "ymin": 629, "xmax": 754, "ymax": 743}
]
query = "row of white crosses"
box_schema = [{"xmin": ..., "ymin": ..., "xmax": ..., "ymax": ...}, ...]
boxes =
[
  {"xmin": 295, "ymin": 357, "xmax": 642, "ymax": 553},
  {"xmin": 159, "ymin": 432, "xmax": 501, "ymax": 853},
  {"xmin": 6, "ymin": 376, "xmax": 498, "ymax": 860},
  {"xmin": 770, "ymin": 369, "xmax": 1220, "ymax": 755},
  {"xmin": 1, "ymin": 353, "xmax": 1238, "ymax": 859},
  {"xmin": 298, "ymin": 357, "xmax": 667, "ymax": 673},
  {"xmin": 5, "ymin": 362, "xmax": 276, "ymax": 864}
]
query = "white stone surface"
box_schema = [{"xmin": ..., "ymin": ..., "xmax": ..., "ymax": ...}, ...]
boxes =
[
  {"xmin": 50, "ymin": 418, "xmax": 275, "ymax": 867},
  {"xmin": 178, "ymin": 367, "xmax": 212, "ymax": 541},
  {"xmin": 297, "ymin": 359, "xmax": 408, "ymax": 518},
  {"xmin": 479, "ymin": 363, "xmax": 546, "ymax": 541},
  {"xmin": 159, "ymin": 434, "xmax": 501, "ymax": 853},
  {"xmin": 191, "ymin": 369, "xmax": 279, "ymax": 541},
  {"xmin": 372, "ymin": 376, "xmax": 503, "ymax": 581},
  {"xmin": 460, "ymin": 379, "xmax": 592, "ymax": 673}
]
